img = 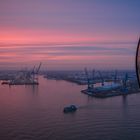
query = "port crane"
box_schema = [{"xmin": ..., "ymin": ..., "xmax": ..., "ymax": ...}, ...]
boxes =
[
  {"xmin": 9, "ymin": 63, "xmax": 42, "ymax": 85},
  {"xmin": 32, "ymin": 62, "xmax": 42, "ymax": 82},
  {"xmin": 35, "ymin": 62, "xmax": 42, "ymax": 74},
  {"xmin": 84, "ymin": 68, "xmax": 92, "ymax": 91},
  {"xmin": 122, "ymin": 73, "xmax": 128, "ymax": 91},
  {"xmin": 91, "ymin": 69, "xmax": 95, "ymax": 89},
  {"xmin": 114, "ymin": 70, "xmax": 118, "ymax": 83},
  {"xmin": 97, "ymin": 71, "xmax": 104, "ymax": 86}
]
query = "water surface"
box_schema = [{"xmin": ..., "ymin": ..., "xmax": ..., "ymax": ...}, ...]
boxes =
[{"xmin": 0, "ymin": 76, "xmax": 140, "ymax": 140}]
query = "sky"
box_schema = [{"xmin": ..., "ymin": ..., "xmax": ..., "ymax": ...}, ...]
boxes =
[{"xmin": 0, "ymin": 0, "xmax": 140, "ymax": 70}]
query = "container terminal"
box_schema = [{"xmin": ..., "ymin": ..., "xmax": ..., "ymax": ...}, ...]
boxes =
[
  {"xmin": 44, "ymin": 69, "xmax": 140, "ymax": 98},
  {"xmin": 1, "ymin": 63, "xmax": 41, "ymax": 85},
  {"xmin": 81, "ymin": 68, "xmax": 140, "ymax": 98}
]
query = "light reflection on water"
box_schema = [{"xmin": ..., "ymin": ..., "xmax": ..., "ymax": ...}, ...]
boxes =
[{"xmin": 0, "ymin": 76, "xmax": 140, "ymax": 140}]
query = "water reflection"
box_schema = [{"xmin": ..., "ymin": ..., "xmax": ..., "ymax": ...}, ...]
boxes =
[
  {"xmin": 122, "ymin": 95, "xmax": 128, "ymax": 118},
  {"xmin": 25, "ymin": 85, "xmax": 39, "ymax": 95}
]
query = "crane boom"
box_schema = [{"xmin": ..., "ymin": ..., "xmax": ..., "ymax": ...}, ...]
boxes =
[
  {"xmin": 36, "ymin": 62, "xmax": 42, "ymax": 74},
  {"xmin": 31, "ymin": 66, "xmax": 35, "ymax": 74},
  {"xmin": 98, "ymin": 71, "xmax": 104, "ymax": 86},
  {"xmin": 92, "ymin": 70, "xmax": 95, "ymax": 81},
  {"xmin": 123, "ymin": 73, "xmax": 128, "ymax": 88},
  {"xmin": 114, "ymin": 70, "xmax": 117, "ymax": 83},
  {"xmin": 92, "ymin": 69, "xmax": 95, "ymax": 88},
  {"xmin": 84, "ymin": 68, "xmax": 90, "ymax": 89}
]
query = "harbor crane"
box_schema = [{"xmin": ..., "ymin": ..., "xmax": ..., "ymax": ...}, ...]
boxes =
[
  {"xmin": 35, "ymin": 62, "xmax": 42, "ymax": 74},
  {"xmin": 33, "ymin": 62, "xmax": 42, "ymax": 82},
  {"xmin": 97, "ymin": 71, "xmax": 104, "ymax": 86},
  {"xmin": 92, "ymin": 69, "xmax": 95, "ymax": 89},
  {"xmin": 9, "ymin": 63, "xmax": 42, "ymax": 85},
  {"xmin": 114, "ymin": 70, "xmax": 118, "ymax": 83},
  {"xmin": 122, "ymin": 73, "xmax": 128, "ymax": 91},
  {"xmin": 84, "ymin": 68, "xmax": 92, "ymax": 91}
]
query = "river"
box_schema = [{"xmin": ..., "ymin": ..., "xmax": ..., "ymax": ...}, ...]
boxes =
[{"xmin": 0, "ymin": 76, "xmax": 140, "ymax": 140}]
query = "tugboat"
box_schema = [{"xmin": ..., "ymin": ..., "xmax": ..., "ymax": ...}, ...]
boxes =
[{"xmin": 63, "ymin": 105, "xmax": 77, "ymax": 113}]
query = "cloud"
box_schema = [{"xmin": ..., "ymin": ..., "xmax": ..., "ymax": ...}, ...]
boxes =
[
  {"xmin": 0, "ymin": 0, "xmax": 139, "ymax": 69},
  {"xmin": 0, "ymin": 42, "xmax": 135, "ymax": 70},
  {"xmin": 0, "ymin": 43, "xmax": 135, "ymax": 57}
]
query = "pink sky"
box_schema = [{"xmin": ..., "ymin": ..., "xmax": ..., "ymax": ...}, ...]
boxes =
[{"xmin": 0, "ymin": 0, "xmax": 139, "ymax": 70}]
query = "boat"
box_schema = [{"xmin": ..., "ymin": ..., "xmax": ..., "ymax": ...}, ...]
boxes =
[
  {"xmin": 63, "ymin": 105, "xmax": 77, "ymax": 113},
  {"xmin": 1, "ymin": 81, "xmax": 9, "ymax": 85}
]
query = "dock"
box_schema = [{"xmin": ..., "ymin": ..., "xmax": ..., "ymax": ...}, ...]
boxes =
[{"xmin": 81, "ymin": 85, "xmax": 140, "ymax": 98}]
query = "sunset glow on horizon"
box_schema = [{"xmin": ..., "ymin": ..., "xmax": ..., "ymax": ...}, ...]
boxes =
[{"xmin": 0, "ymin": 0, "xmax": 140, "ymax": 70}]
